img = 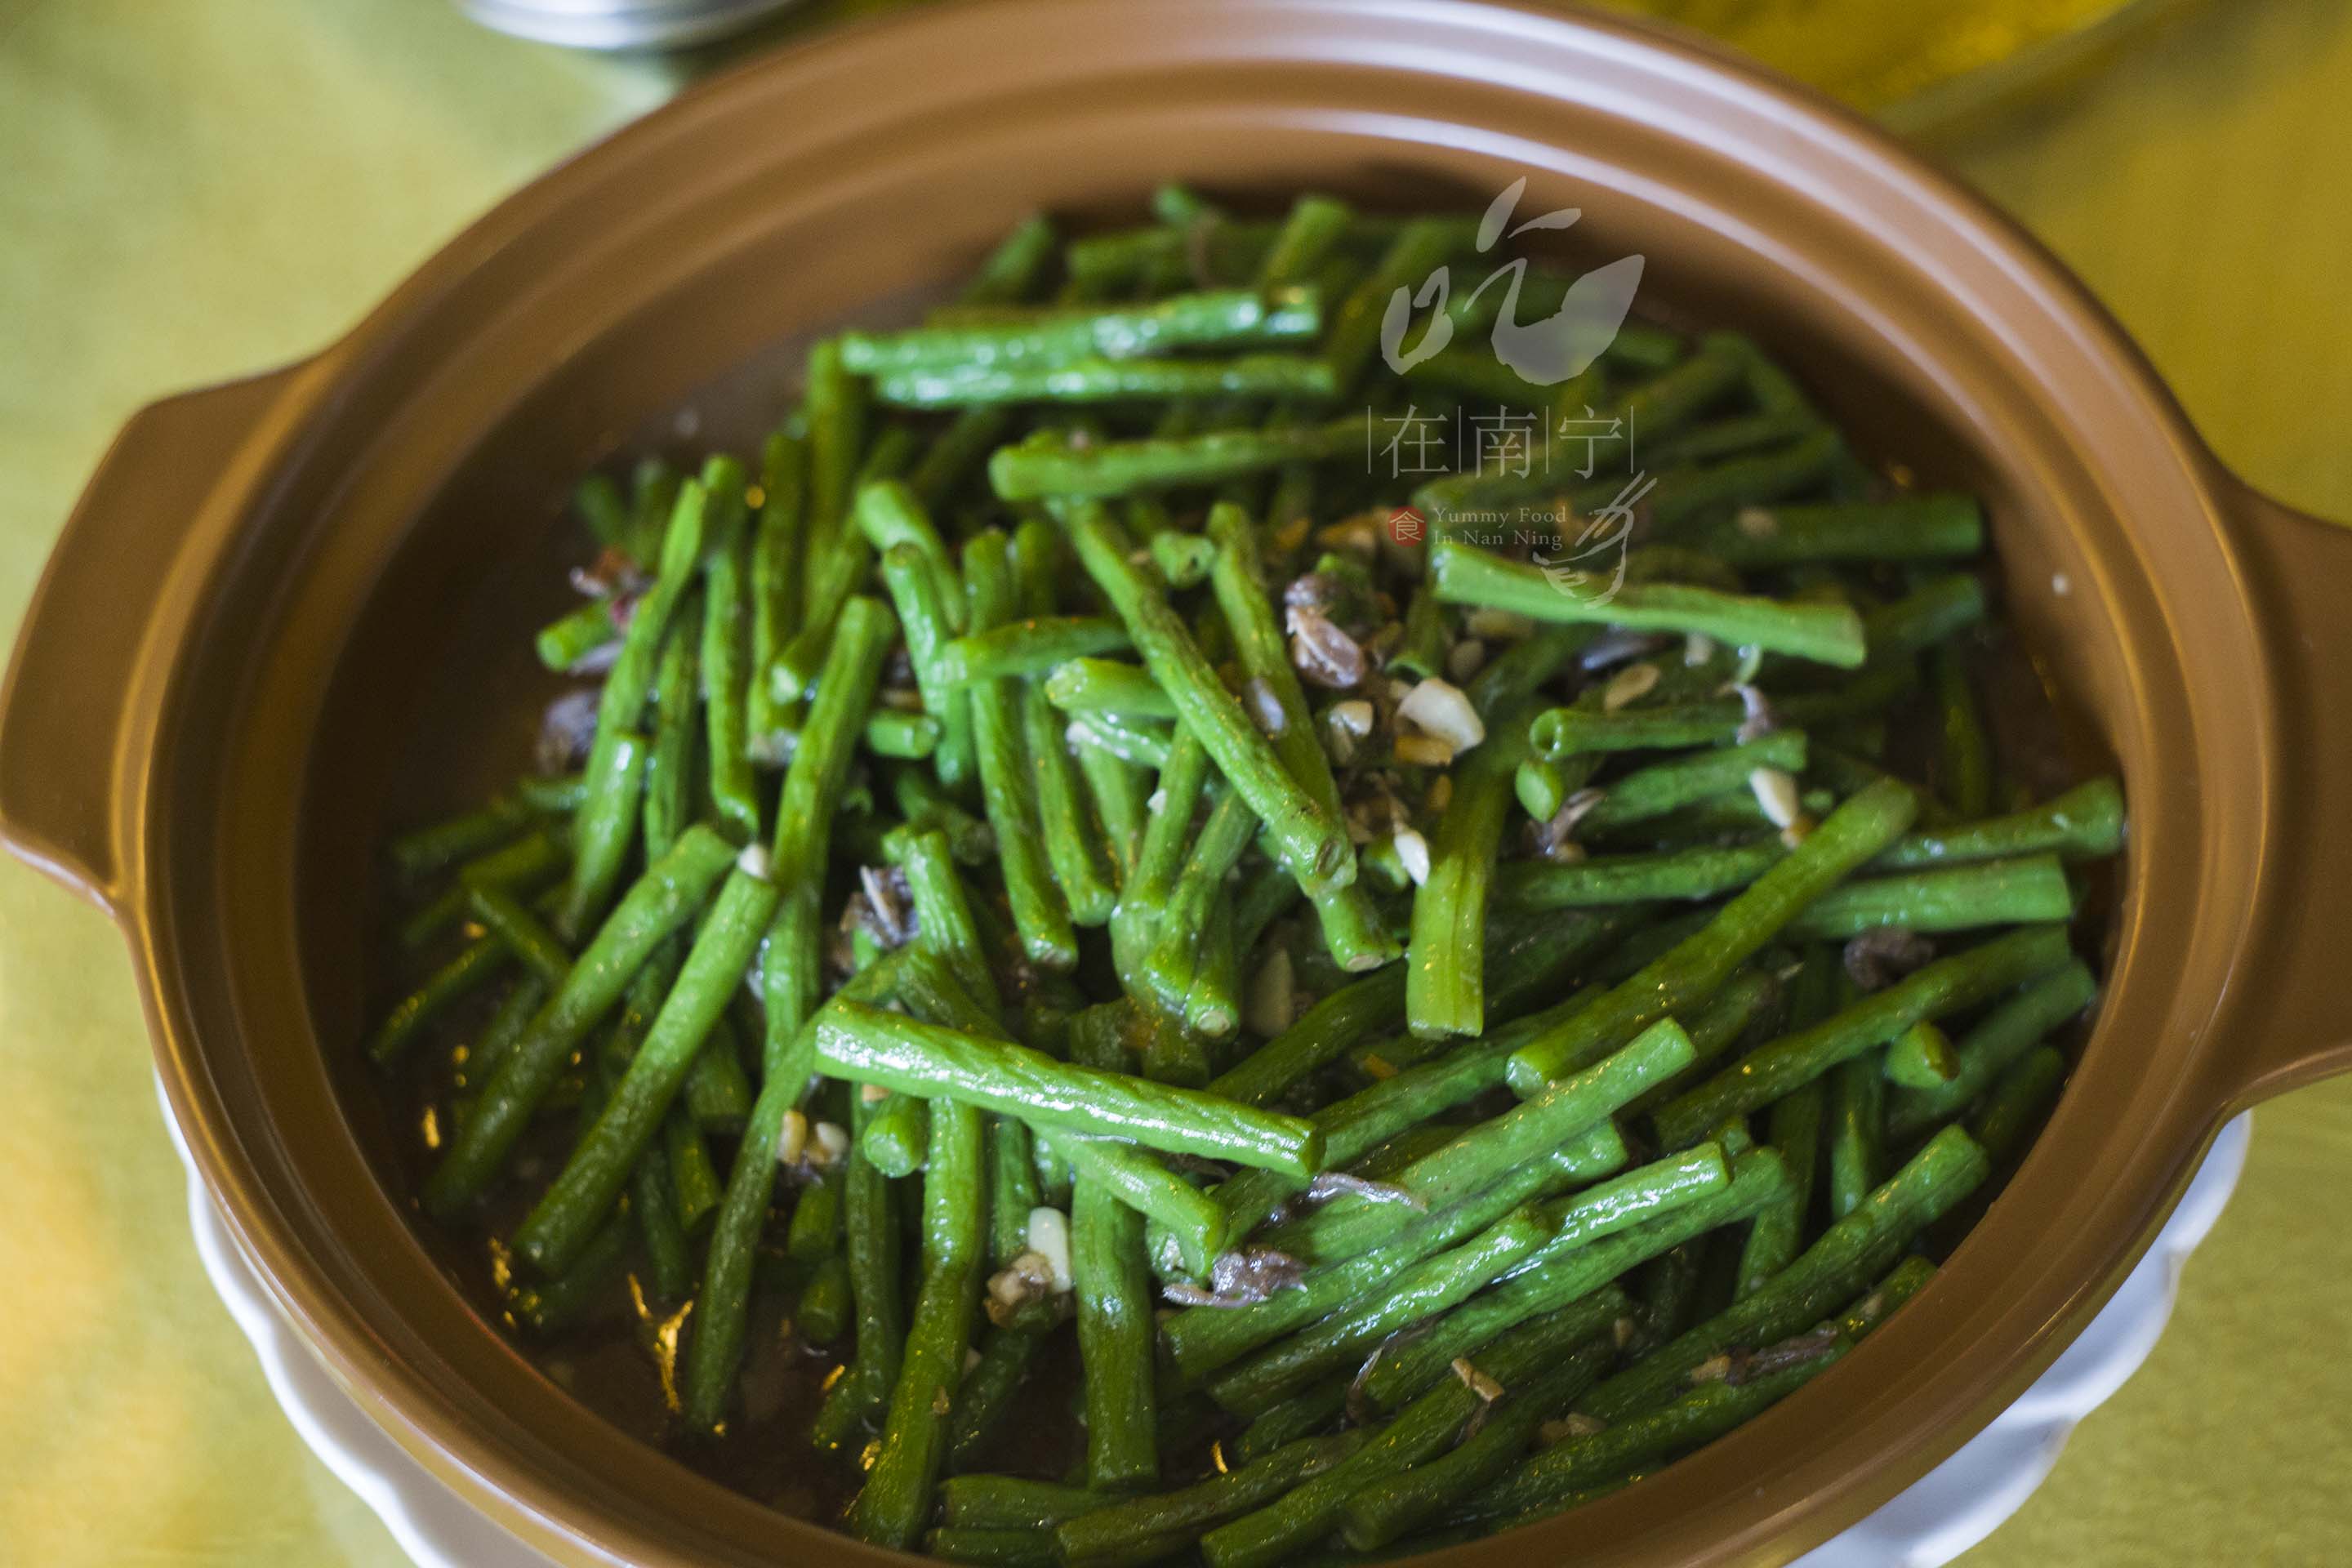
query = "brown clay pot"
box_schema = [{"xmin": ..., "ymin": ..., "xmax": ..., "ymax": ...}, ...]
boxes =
[{"xmin": 5, "ymin": 2, "xmax": 2350, "ymax": 1563}]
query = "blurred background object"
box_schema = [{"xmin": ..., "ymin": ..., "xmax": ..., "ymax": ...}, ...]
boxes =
[
  {"xmin": 1599, "ymin": 0, "xmax": 2204, "ymax": 133},
  {"xmin": 458, "ymin": 0, "xmax": 804, "ymax": 50},
  {"xmin": 466, "ymin": 0, "xmax": 2204, "ymax": 139}
]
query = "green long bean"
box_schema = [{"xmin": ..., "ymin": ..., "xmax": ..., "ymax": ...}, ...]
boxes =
[
  {"xmin": 1645, "ymin": 429, "xmax": 1844, "ymax": 528},
  {"xmin": 964, "ymin": 530, "xmax": 1080, "ymax": 969},
  {"xmin": 387, "ymin": 797, "xmax": 529, "ymax": 885},
  {"xmin": 512, "ymin": 866, "xmax": 782, "ymax": 1274},
  {"xmin": 1971, "ymin": 1045, "xmax": 2068, "ymax": 1164},
  {"xmin": 850, "ymin": 287, "xmax": 1321, "ymax": 375},
  {"xmin": 457, "ymin": 973, "xmax": 546, "ymax": 1091},
  {"xmin": 1412, "ymin": 339, "xmax": 1746, "ymax": 521},
  {"xmin": 1578, "ymin": 731, "xmax": 1809, "ymax": 834},
  {"xmin": 1462, "ymin": 1339, "xmax": 1851, "ymax": 1530},
  {"xmin": 1430, "ymin": 539, "xmax": 1866, "ymax": 667},
  {"xmin": 815, "ymin": 1004, "xmax": 1323, "ymax": 1177},
  {"xmin": 813, "ymin": 1089, "xmax": 908, "ymax": 1453},
  {"xmin": 699, "ymin": 472, "xmax": 760, "ymax": 841},
  {"xmin": 463, "ymin": 885, "xmax": 571, "ymax": 988},
  {"xmin": 1139, "ymin": 794, "xmax": 1258, "ymax": 1032},
  {"xmin": 923, "ymin": 1526, "xmax": 1056, "ymax": 1566},
  {"xmin": 1062, "ymin": 500, "xmax": 1356, "ymax": 898},
  {"xmin": 424, "ymin": 826, "xmax": 737, "ymax": 1215},
  {"xmin": 802, "ymin": 338, "xmax": 869, "ymax": 616},
  {"xmin": 1826, "ymin": 1054, "xmax": 1885, "ymax": 1219},
  {"xmin": 1494, "ymin": 838, "xmax": 1786, "ymax": 909},
  {"xmin": 506, "ymin": 1209, "xmax": 633, "ymax": 1335},
  {"xmin": 1205, "ymin": 916, "xmax": 1642, "ymax": 1249},
  {"xmin": 396, "ymin": 828, "xmax": 569, "ymax": 950},
  {"xmin": 878, "ymin": 354, "xmax": 1339, "ymax": 408},
  {"xmin": 1231, "ymin": 1383, "xmax": 1351, "ymax": 1468},
  {"xmin": 630, "ymin": 1110, "xmax": 693, "ymax": 1303},
  {"xmin": 992, "ymin": 414, "xmax": 1376, "ymax": 502},
  {"xmin": 1212, "ymin": 1145, "xmax": 1726, "ymax": 1417},
  {"xmin": 374, "ymin": 203, "xmax": 2136, "ymax": 1538},
  {"xmin": 558, "ymin": 462, "xmax": 734, "ymax": 938},
  {"xmin": 1735, "ymin": 1078, "xmax": 1823, "ymax": 1299},
  {"xmin": 846, "ymin": 1098, "xmax": 986, "ymax": 1548},
  {"xmin": 1264, "ymin": 1019, "xmax": 1695, "ymax": 1265},
  {"xmin": 683, "ymin": 958, "xmax": 904, "ymax": 1431},
  {"xmin": 1057, "ymin": 1432, "xmax": 1368, "ymax": 1566},
  {"xmin": 1351, "ymin": 1148, "xmax": 1793, "ymax": 1411},
  {"xmin": 1886, "ymin": 960, "xmax": 2096, "ymax": 1142},
  {"xmin": 641, "ymin": 600, "xmax": 700, "ymax": 858},
  {"xmin": 1505, "ymin": 779, "xmax": 1920, "ymax": 1094},
  {"xmin": 1931, "ymin": 645, "xmax": 1993, "ymax": 819},
  {"xmin": 940, "ymin": 1476, "xmax": 1109, "ymax": 1532},
  {"xmin": 1580, "ymin": 1126, "xmax": 1988, "ymax": 1423},
  {"xmin": 877, "ymin": 542, "xmax": 974, "ymax": 792},
  {"xmin": 1653, "ymin": 924, "xmax": 2075, "ymax": 1148},
  {"xmin": 1677, "ymin": 494, "xmax": 1983, "ymax": 566},
  {"xmin": 1206, "ymin": 504, "xmax": 1396, "ymax": 970},
  {"xmin": 1075, "ymin": 741, "xmax": 1151, "ymax": 880},
  {"xmin": 1336, "ymin": 1338, "xmax": 1617, "ymax": 1549},
  {"xmin": 1073, "ymin": 1178, "xmax": 1160, "ymax": 1490},
  {"xmin": 1160, "ymin": 1123, "xmax": 1624, "ymax": 1382},
  {"xmin": 937, "ymin": 618, "xmax": 1132, "ymax": 686},
  {"xmin": 863, "ymin": 1091, "xmax": 931, "ymax": 1178},
  {"xmin": 1405, "ymin": 697, "xmax": 1540, "ymax": 1039},
  {"xmin": 779, "ymin": 364, "xmax": 875, "ymax": 706},
  {"xmin": 947, "ymin": 1329, "xmax": 1043, "ymax": 1476},
  {"xmin": 1872, "ymin": 777, "xmax": 2124, "ymax": 870},
  {"xmin": 1196, "ymin": 1289, "xmax": 1627, "ymax": 1568},
  {"xmin": 367, "ymin": 936, "xmax": 513, "ymax": 1068},
  {"xmin": 1043, "ymin": 657, "xmax": 1176, "ymax": 720},
  {"xmin": 1884, "ymin": 1020, "xmax": 1960, "ymax": 1091},
  {"xmin": 1861, "ymin": 575, "xmax": 1985, "ymax": 661},
  {"xmin": 1783, "ymin": 854, "xmax": 2074, "ymax": 940},
  {"xmin": 1013, "ymin": 518, "xmax": 1121, "ymax": 929},
  {"xmin": 745, "ymin": 421, "xmax": 807, "ymax": 761},
  {"xmin": 1209, "ymin": 967, "xmax": 1406, "ymax": 1108},
  {"xmin": 893, "ymin": 948, "xmax": 1236, "ymax": 1277}
]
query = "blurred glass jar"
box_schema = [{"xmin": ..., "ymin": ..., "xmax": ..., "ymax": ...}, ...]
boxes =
[
  {"xmin": 1597, "ymin": 0, "xmax": 2198, "ymax": 131},
  {"xmin": 457, "ymin": 0, "xmax": 804, "ymax": 51}
]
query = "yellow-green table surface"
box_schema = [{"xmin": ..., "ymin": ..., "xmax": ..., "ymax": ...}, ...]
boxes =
[{"xmin": 3, "ymin": 2, "xmax": 2348, "ymax": 1562}]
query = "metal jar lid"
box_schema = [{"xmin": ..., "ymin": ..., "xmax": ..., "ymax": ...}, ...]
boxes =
[{"xmin": 455, "ymin": 0, "xmax": 804, "ymax": 51}]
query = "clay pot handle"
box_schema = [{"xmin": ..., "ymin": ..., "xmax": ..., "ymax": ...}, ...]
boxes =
[
  {"xmin": 2212, "ymin": 470, "xmax": 2352, "ymax": 1108},
  {"xmin": 0, "ymin": 365, "xmax": 303, "ymax": 911}
]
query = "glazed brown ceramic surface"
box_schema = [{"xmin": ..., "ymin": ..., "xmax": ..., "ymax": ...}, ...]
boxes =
[{"xmin": 6, "ymin": 2, "xmax": 2352, "ymax": 1564}]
